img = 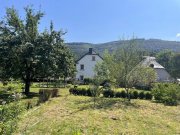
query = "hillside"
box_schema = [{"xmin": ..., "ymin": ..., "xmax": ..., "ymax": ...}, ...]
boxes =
[{"xmin": 66, "ymin": 39, "xmax": 180, "ymax": 59}]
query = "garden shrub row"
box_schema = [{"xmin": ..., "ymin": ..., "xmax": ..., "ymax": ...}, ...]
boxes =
[
  {"xmin": 69, "ymin": 87, "xmax": 152, "ymax": 100},
  {"xmin": 103, "ymin": 90, "xmax": 152, "ymax": 100},
  {"xmin": 69, "ymin": 88, "xmax": 92, "ymax": 96}
]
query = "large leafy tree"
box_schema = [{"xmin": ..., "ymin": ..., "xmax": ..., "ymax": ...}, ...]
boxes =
[{"xmin": 0, "ymin": 7, "xmax": 75, "ymax": 95}]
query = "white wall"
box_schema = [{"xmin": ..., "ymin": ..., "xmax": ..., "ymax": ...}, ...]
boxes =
[{"xmin": 76, "ymin": 54, "xmax": 103, "ymax": 80}]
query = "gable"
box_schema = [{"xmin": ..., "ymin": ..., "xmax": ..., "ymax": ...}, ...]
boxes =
[{"xmin": 76, "ymin": 54, "xmax": 103, "ymax": 64}]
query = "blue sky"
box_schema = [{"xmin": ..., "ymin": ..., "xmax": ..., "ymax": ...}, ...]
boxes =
[{"xmin": 0, "ymin": 0, "xmax": 180, "ymax": 43}]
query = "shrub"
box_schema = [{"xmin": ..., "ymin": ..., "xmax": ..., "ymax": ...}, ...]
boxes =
[
  {"xmin": 39, "ymin": 89, "xmax": 52, "ymax": 103},
  {"xmin": 132, "ymin": 91, "xmax": 138, "ymax": 99},
  {"xmin": 7, "ymin": 86, "xmax": 15, "ymax": 91},
  {"xmin": 152, "ymin": 83, "xmax": 180, "ymax": 105},
  {"xmin": 84, "ymin": 78, "xmax": 93, "ymax": 85},
  {"xmin": 86, "ymin": 88, "xmax": 92, "ymax": 97},
  {"xmin": 103, "ymin": 90, "xmax": 114, "ymax": 98},
  {"xmin": 121, "ymin": 90, "xmax": 127, "ymax": 98},
  {"xmin": 80, "ymin": 88, "xmax": 87, "ymax": 96},
  {"xmin": 145, "ymin": 92, "xmax": 153, "ymax": 100},
  {"xmin": 69, "ymin": 88, "xmax": 74, "ymax": 94},
  {"xmin": 90, "ymin": 85, "xmax": 101, "ymax": 97},
  {"xmin": 0, "ymin": 101, "xmax": 27, "ymax": 134},
  {"xmin": 115, "ymin": 92, "xmax": 121, "ymax": 98},
  {"xmin": 51, "ymin": 89, "xmax": 59, "ymax": 98},
  {"xmin": 139, "ymin": 91, "xmax": 145, "ymax": 99}
]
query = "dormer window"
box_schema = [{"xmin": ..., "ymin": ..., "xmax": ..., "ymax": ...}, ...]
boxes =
[
  {"xmin": 149, "ymin": 64, "xmax": 154, "ymax": 68},
  {"xmin": 80, "ymin": 64, "xmax": 84, "ymax": 70},
  {"xmin": 92, "ymin": 56, "xmax": 96, "ymax": 61}
]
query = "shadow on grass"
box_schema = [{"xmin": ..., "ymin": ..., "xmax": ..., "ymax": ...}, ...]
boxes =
[
  {"xmin": 73, "ymin": 97, "xmax": 141, "ymax": 111},
  {"xmin": 22, "ymin": 92, "xmax": 39, "ymax": 99},
  {"xmin": 0, "ymin": 92, "xmax": 11, "ymax": 101}
]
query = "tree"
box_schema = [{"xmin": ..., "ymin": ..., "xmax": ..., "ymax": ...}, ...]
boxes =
[
  {"xmin": 156, "ymin": 50, "xmax": 180, "ymax": 78},
  {"xmin": 127, "ymin": 66, "xmax": 157, "ymax": 88},
  {"xmin": 113, "ymin": 39, "xmax": 142, "ymax": 100},
  {"xmin": 0, "ymin": 6, "xmax": 75, "ymax": 95}
]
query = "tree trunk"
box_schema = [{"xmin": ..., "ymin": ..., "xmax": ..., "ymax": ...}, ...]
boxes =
[
  {"xmin": 25, "ymin": 79, "xmax": 30, "ymax": 95},
  {"xmin": 64, "ymin": 77, "xmax": 66, "ymax": 88},
  {"xmin": 126, "ymin": 88, "xmax": 131, "ymax": 101}
]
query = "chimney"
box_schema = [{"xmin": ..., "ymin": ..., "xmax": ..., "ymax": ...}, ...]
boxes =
[{"xmin": 89, "ymin": 48, "xmax": 93, "ymax": 54}]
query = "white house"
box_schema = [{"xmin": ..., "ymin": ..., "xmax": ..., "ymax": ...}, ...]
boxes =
[
  {"xmin": 76, "ymin": 48, "xmax": 103, "ymax": 81},
  {"xmin": 140, "ymin": 56, "xmax": 174, "ymax": 82}
]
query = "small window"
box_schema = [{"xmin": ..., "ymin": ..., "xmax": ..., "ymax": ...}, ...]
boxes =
[
  {"xmin": 92, "ymin": 56, "xmax": 96, "ymax": 61},
  {"xmin": 149, "ymin": 64, "xmax": 154, "ymax": 68},
  {"xmin": 80, "ymin": 75, "xmax": 84, "ymax": 80},
  {"xmin": 80, "ymin": 64, "xmax": 84, "ymax": 70}
]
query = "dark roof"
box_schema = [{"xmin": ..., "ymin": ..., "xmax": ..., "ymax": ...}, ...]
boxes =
[{"xmin": 76, "ymin": 48, "xmax": 103, "ymax": 63}]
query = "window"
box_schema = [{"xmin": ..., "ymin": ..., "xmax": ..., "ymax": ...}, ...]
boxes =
[
  {"xmin": 80, "ymin": 75, "xmax": 84, "ymax": 80},
  {"xmin": 80, "ymin": 64, "xmax": 84, "ymax": 70},
  {"xmin": 92, "ymin": 56, "xmax": 96, "ymax": 61}
]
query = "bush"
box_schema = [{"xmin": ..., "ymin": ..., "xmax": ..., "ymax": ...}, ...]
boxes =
[
  {"xmin": 139, "ymin": 91, "xmax": 145, "ymax": 99},
  {"xmin": 80, "ymin": 88, "xmax": 87, "ymax": 96},
  {"xmin": 145, "ymin": 92, "xmax": 153, "ymax": 100},
  {"xmin": 121, "ymin": 90, "xmax": 127, "ymax": 98},
  {"xmin": 69, "ymin": 88, "xmax": 74, "ymax": 95},
  {"xmin": 84, "ymin": 78, "xmax": 93, "ymax": 85},
  {"xmin": 51, "ymin": 88, "xmax": 59, "ymax": 98},
  {"xmin": 0, "ymin": 101, "xmax": 27, "ymax": 134},
  {"xmin": 115, "ymin": 92, "xmax": 121, "ymax": 98},
  {"xmin": 132, "ymin": 91, "xmax": 138, "ymax": 99},
  {"xmin": 39, "ymin": 89, "xmax": 52, "ymax": 103},
  {"xmin": 86, "ymin": 88, "xmax": 92, "ymax": 97},
  {"xmin": 103, "ymin": 90, "xmax": 114, "ymax": 98},
  {"xmin": 7, "ymin": 86, "xmax": 15, "ymax": 91},
  {"xmin": 152, "ymin": 83, "xmax": 180, "ymax": 105}
]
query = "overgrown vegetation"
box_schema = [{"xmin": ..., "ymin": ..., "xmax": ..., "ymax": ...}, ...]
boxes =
[
  {"xmin": 0, "ymin": 97, "xmax": 39, "ymax": 134},
  {"xmin": 152, "ymin": 83, "xmax": 180, "ymax": 105}
]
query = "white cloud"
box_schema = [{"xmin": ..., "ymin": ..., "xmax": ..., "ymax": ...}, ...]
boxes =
[{"xmin": 176, "ymin": 33, "xmax": 180, "ymax": 38}]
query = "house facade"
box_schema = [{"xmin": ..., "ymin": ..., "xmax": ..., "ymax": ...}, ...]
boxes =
[
  {"xmin": 76, "ymin": 48, "xmax": 103, "ymax": 81},
  {"xmin": 140, "ymin": 56, "xmax": 173, "ymax": 82}
]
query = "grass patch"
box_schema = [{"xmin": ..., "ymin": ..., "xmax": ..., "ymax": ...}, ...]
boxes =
[{"xmin": 14, "ymin": 88, "xmax": 180, "ymax": 135}]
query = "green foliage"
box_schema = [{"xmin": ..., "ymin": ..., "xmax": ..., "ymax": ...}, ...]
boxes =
[
  {"xmin": 0, "ymin": 98, "xmax": 38, "ymax": 135},
  {"xmin": 145, "ymin": 92, "xmax": 153, "ymax": 100},
  {"xmin": 120, "ymin": 90, "xmax": 127, "ymax": 98},
  {"xmin": 103, "ymin": 90, "xmax": 114, "ymax": 98},
  {"xmin": 127, "ymin": 66, "xmax": 157, "ymax": 88},
  {"xmin": 139, "ymin": 92, "xmax": 145, "ymax": 99},
  {"xmin": 156, "ymin": 50, "xmax": 180, "ymax": 78},
  {"xmin": 83, "ymin": 78, "xmax": 93, "ymax": 85},
  {"xmin": 68, "ymin": 39, "xmax": 180, "ymax": 60},
  {"xmin": 115, "ymin": 92, "xmax": 122, "ymax": 98},
  {"xmin": 0, "ymin": 6, "xmax": 75, "ymax": 95},
  {"xmin": 152, "ymin": 83, "xmax": 180, "ymax": 105},
  {"xmin": 132, "ymin": 91, "xmax": 139, "ymax": 99}
]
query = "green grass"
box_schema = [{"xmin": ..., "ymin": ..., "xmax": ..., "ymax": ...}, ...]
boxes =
[{"xmin": 13, "ymin": 88, "xmax": 180, "ymax": 135}]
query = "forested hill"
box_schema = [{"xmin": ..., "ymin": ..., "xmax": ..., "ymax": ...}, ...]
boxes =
[{"xmin": 66, "ymin": 39, "xmax": 180, "ymax": 59}]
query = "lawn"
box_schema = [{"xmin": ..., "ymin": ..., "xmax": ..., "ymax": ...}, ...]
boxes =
[{"xmin": 13, "ymin": 87, "xmax": 180, "ymax": 135}]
